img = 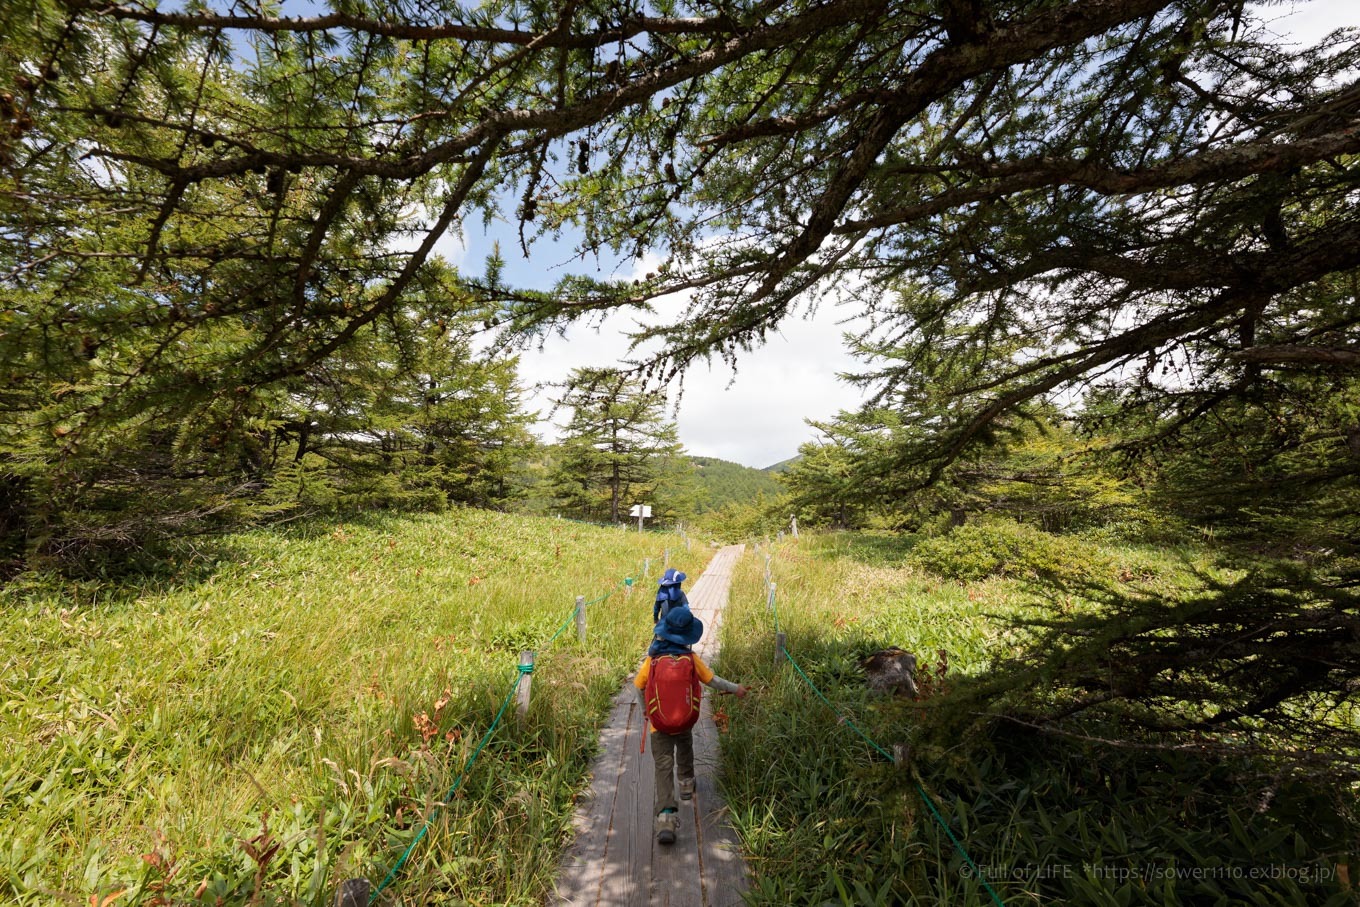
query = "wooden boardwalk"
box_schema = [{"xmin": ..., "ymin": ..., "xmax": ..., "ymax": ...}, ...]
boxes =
[{"xmin": 552, "ymin": 545, "xmax": 749, "ymax": 907}]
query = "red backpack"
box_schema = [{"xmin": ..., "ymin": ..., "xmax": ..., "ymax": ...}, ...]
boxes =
[{"xmin": 644, "ymin": 654, "xmax": 703, "ymax": 734}]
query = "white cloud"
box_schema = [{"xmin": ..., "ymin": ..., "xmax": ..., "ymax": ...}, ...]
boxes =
[
  {"xmin": 668, "ymin": 310, "xmax": 868, "ymax": 468},
  {"xmin": 510, "ymin": 311, "xmax": 868, "ymax": 469},
  {"xmin": 504, "ymin": 248, "xmax": 870, "ymax": 468},
  {"xmin": 383, "ymin": 204, "xmax": 471, "ymax": 270},
  {"xmin": 1253, "ymin": 0, "xmax": 1358, "ymax": 46}
]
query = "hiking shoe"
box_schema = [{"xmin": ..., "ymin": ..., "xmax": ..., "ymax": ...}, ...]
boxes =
[
  {"xmin": 655, "ymin": 810, "xmax": 677, "ymax": 845},
  {"xmin": 678, "ymin": 778, "xmax": 695, "ymax": 801}
]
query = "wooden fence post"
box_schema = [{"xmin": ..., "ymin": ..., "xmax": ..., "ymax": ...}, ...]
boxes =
[
  {"xmin": 767, "ymin": 582, "xmax": 776, "ymax": 613},
  {"xmin": 643, "ymin": 557, "xmax": 650, "ymax": 581},
  {"xmin": 516, "ymin": 651, "xmax": 535, "ymax": 724},
  {"xmin": 575, "ymin": 595, "xmax": 586, "ymax": 642},
  {"xmin": 774, "ymin": 632, "xmax": 787, "ymax": 666}
]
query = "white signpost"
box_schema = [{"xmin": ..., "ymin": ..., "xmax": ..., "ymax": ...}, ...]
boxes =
[{"xmin": 629, "ymin": 503, "xmax": 652, "ymax": 533}]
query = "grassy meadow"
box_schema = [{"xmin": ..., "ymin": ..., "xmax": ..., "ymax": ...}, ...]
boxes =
[
  {"xmin": 715, "ymin": 529, "xmax": 1358, "ymax": 906},
  {"xmin": 1, "ymin": 510, "xmax": 709, "ymax": 906},
  {"xmin": 7, "ymin": 511, "xmax": 1355, "ymax": 907}
]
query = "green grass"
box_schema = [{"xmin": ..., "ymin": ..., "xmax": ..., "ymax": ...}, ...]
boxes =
[
  {"xmin": 715, "ymin": 531, "xmax": 1358, "ymax": 906},
  {"xmin": 1, "ymin": 510, "xmax": 710, "ymax": 906},
  {"xmin": 10, "ymin": 514, "xmax": 1352, "ymax": 905}
]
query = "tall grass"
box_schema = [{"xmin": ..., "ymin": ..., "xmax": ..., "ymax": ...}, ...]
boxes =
[
  {"xmin": 1, "ymin": 510, "xmax": 709, "ymax": 905},
  {"xmin": 715, "ymin": 531, "xmax": 1357, "ymax": 906},
  {"xmin": 715, "ymin": 533, "xmax": 1009, "ymax": 904}
]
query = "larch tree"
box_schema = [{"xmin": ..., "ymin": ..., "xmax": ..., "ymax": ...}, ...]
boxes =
[
  {"xmin": 266, "ymin": 283, "xmax": 538, "ymax": 513},
  {"xmin": 2, "ymin": 2, "xmax": 1358, "ymax": 740},
  {"xmin": 548, "ymin": 367, "xmax": 691, "ymax": 523},
  {"xmin": 5, "ymin": 0, "xmax": 1355, "ymax": 469}
]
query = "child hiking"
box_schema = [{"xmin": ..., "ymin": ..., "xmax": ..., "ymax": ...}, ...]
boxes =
[
  {"xmin": 633, "ymin": 604, "xmax": 748, "ymax": 845},
  {"xmin": 652, "ymin": 568, "xmax": 688, "ymax": 623}
]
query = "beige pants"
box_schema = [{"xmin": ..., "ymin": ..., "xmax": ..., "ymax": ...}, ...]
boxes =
[{"xmin": 650, "ymin": 729, "xmax": 695, "ymax": 814}]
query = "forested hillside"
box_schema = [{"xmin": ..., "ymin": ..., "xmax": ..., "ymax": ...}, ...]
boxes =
[
  {"xmin": 761, "ymin": 456, "xmax": 799, "ymax": 474},
  {"xmin": 690, "ymin": 456, "xmax": 785, "ymax": 512}
]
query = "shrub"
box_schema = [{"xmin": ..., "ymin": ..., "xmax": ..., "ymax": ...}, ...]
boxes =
[{"xmin": 909, "ymin": 518, "xmax": 1115, "ymax": 585}]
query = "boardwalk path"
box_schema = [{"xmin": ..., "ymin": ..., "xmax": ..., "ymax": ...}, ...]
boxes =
[{"xmin": 553, "ymin": 545, "xmax": 749, "ymax": 907}]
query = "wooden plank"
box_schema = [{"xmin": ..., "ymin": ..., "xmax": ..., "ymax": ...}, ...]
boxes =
[
  {"xmin": 652, "ymin": 733, "xmax": 703, "ymax": 907},
  {"xmin": 553, "ymin": 545, "xmax": 750, "ymax": 906},
  {"xmin": 689, "ymin": 546, "xmax": 748, "ymax": 906},
  {"xmin": 553, "ymin": 690, "xmax": 636, "ymax": 905},
  {"xmin": 598, "ymin": 699, "xmax": 650, "ymax": 905}
]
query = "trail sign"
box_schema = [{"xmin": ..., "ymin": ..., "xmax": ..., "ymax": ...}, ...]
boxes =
[{"xmin": 629, "ymin": 504, "xmax": 652, "ymax": 532}]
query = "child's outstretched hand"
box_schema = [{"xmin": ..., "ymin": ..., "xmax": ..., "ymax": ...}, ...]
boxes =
[{"xmin": 734, "ymin": 685, "xmax": 750, "ymax": 698}]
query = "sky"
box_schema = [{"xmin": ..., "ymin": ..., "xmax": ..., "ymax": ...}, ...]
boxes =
[
  {"xmin": 445, "ymin": 0, "xmax": 1355, "ymax": 470},
  {"xmin": 502, "ymin": 251, "xmax": 866, "ymax": 471},
  {"xmin": 449, "ymin": 232, "xmax": 871, "ymax": 470}
]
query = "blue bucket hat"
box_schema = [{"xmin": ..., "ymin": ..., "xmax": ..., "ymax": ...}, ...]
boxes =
[
  {"xmin": 654, "ymin": 605, "xmax": 703, "ymax": 647},
  {"xmin": 658, "ymin": 568, "xmax": 686, "ymax": 587}
]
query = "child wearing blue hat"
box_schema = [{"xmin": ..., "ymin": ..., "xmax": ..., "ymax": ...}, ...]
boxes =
[
  {"xmin": 633, "ymin": 604, "xmax": 748, "ymax": 845},
  {"xmin": 653, "ymin": 568, "xmax": 689, "ymax": 622}
]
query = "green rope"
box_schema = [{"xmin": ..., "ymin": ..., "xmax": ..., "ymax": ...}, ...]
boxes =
[
  {"xmin": 366, "ymin": 551, "xmax": 672, "ymax": 900},
  {"xmin": 770, "ymin": 578, "xmax": 1005, "ymax": 906},
  {"xmin": 370, "ymin": 670, "xmax": 522, "ymax": 902},
  {"xmin": 784, "ymin": 651, "xmax": 893, "ymax": 761},
  {"xmin": 913, "ymin": 779, "xmax": 1005, "ymax": 907},
  {"xmin": 543, "ymin": 605, "xmax": 580, "ymax": 647}
]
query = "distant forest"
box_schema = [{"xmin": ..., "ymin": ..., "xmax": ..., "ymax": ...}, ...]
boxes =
[{"xmin": 690, "ymin": 457, "xmax": 785, "ymax": 512}]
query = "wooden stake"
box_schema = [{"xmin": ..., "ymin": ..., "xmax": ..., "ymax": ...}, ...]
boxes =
[
  {"xmin": 516, "ymin": 651, "xmax": 535, "ymax": 724},
  {"xmin": 575, "ymin": 595, "xmax": 586, "ymax": 642},
  {"xmin": 774, "ymin": 632, "xmax": 787, "ymax": 666}
]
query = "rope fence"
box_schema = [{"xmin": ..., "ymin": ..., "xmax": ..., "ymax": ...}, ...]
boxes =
[
  {"xmin": 756, "ymin": 542, "xmax": 1007, "ymax": 907},
  {"xmin": 349, "ymin": 537, "xmax": 1001, "ymax": 905},
  {"xmin": 349, "ymin": 547, "xmax": 678, "ymax": 905}
]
